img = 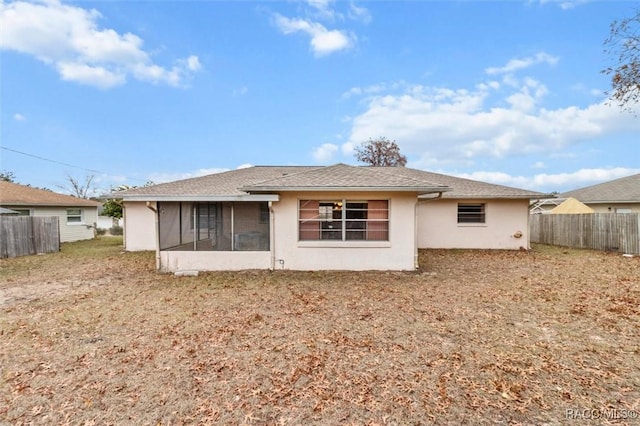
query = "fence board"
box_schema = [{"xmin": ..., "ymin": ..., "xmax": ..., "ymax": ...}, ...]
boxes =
[
  {"xmin": 530, "ymin": 213, "xmax": 640, "ymax": 254},
  {"xmin": 0, "ymin": 216, "xmax": 60, "ymax": 258}
]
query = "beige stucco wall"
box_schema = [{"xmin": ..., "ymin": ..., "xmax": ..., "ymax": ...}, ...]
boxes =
[
  {"xmin": 123, "ymin": 201, "xmax": 157, "ymax": 251},
  {"xmin": 586, "ymin": 203, "xmax": 640, "ymax": 213},
  {"xmin": 5, "ymin": 206, "xmax": 98, "ymax": 243},
  {"xmin": 160, "ymin": 251, "xmax": 271, "ymax": 272},
  {"xmin": 417, "ymin": 199, "xmax": 530, "ymax": 250},
  {"xmin": 272, "ymin": 192, "xmax": 417, "ymax": 271},
  {"xmin": 142, "ymin": 192, "xmax": 418, "ymax": 271}
]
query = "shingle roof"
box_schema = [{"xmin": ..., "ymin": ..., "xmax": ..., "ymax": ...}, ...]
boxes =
[
  {"xmin": 0, "ymin": 181, "xmax": 101, "ymax": 207},
  {"xmin": 241, "ymin": 164, "xmax": 450, "ymax": 193},
  {"xmin": 118, "ymin": 164, "xmax": 546, "ymax": 200},
  {"xmin": 560, "ymin": 173, "xmax": 640, "ymax": 203},
  {"xmin": 118, "ymin": 166, "xmax": 315, "ymax": 198},
  {"xmin": 385, "ymin": 168, "xmax": 546, "ymax": 199}
]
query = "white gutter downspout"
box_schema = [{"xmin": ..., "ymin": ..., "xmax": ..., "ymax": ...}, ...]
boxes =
[
  {"xmin": 269, "ymin": 201, "xmax": 276, "ymax": 271},
  {"xmin": 415, "ymin": 192, "xmax": 445, "ymax": 269},
  {"xmin": 146, "ymin": 201, "xmax": 160, "ymax": 271}
]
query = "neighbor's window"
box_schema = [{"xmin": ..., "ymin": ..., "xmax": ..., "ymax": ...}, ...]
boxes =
[
  {"xmin": 458, "ymin": 203, "xmax": 485, "ymax": 223},
  {"xmin": 13, "ymin": 209, "xmax": 31, "ymax": 216},
  {"xmin": 67, "ymin": 208, "xmax": 83, "ymax": 224},
  {"xmin": 299, "ymin": 200, "xmax": 389, "ymax": 241}
]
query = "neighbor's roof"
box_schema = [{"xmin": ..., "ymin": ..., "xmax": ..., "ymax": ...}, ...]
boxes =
[
  {"xmin": 0, "ymin": 181, "xmax": 101, "ymax": 207},
  {"xmin": 560, "ymin": 173, "xmax": 640, "ymax": 203},
  {"xmin": 118, "ymin": 164, "xmax": 546, "ymax": 201},
  {"xmin": 0, "ymin": 207, "xmax": 19, "ymax": 215},
  {"xmin": 241, "ymin": 164, "xmax": 450, "ymax": 194},
  {"xmin": 550, "ymin": 197, "xmax": 594, "ymax": 214}
]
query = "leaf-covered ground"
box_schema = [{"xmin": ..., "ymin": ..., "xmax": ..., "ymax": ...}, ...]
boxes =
[{"xmin": 1, "ymin": 238, "xmax": 639, "ymax": 425}]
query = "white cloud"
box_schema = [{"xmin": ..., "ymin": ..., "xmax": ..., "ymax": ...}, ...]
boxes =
[
  {"xmin": 185, "ymin": 55, "xmax": 202, "ymax": 72},
  {"xmin": 13, "ymin": 113, "xmax": 26, "ymax": 121},
  {"xmin": 312, "ymin": 143, "xmax": 339, "ymax": 162},
  {"xmin": 537, "ymin": 0, "xmax": 590, "ymax": 10},
  {"xmin": 0, "ymin": 0, "xmax": 201, "ymax": 88},
  {"xmin": 233, "ymin": 86, "xmax": 249, "ymax": 97},
  {"xmin": 345, "ymin": 82, "xmax": 640, "ymax": 171},
  {"xmin": 456, "ymin": 167, "xmax": 640, "ymax": 192},
  {"xmin": 306, "ymin": 0, "xmax": 338, "ymax": 20},
  {"xmin": 485, "ymin": 52, "xmax": 559, "ymax": 75},
  {"xmin": 531, "ymin": 161, "xmax": 546, "ymax": 169},
  {"xmin": 342, "ymin": 81, "xmax": 406, "ymax": 99},
  {"xmin": 349, "ymin": 2, "xmax": 372, "ymax": 24},
  {"xmin": 273, "ymin": 13, "xmax": 354, "ymax": 56},
  {"xmin": 236, "ymin": 163, "xmax": 254, "ymax": 169}
]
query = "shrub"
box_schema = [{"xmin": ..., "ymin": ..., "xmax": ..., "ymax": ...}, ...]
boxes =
[
  {"xmin": 96, "ymin": 228, "xmax": 107, "ymax": 236},
  {"xmin": 109, "ymin": 225, "xmax": 123, "ymax": 236}
]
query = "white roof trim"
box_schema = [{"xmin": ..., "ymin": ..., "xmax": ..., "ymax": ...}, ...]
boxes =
[
  {"xmin": 122, "ymin": 194, "xmax": 279, "ymax": 202},
  {"xmin": 243, "ymin": 186, "xmax": 451, "ymax": 194}
]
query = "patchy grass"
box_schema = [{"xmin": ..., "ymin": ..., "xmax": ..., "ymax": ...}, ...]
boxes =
[{"xmin": 1, "ymin": 240, "xmax": 639, "ymax": 424}]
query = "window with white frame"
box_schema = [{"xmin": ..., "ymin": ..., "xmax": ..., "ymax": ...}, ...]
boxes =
[
  {"xmin": 299, "ymin": 200, "xmax": 389, "ymax": 241},
  {"xmin": 67, "ymin": 208, "xmax": 83, "ymax": 224},
  {"xmin": 457, "ymin": 203, "xmax": 485, "ymax": 223}
]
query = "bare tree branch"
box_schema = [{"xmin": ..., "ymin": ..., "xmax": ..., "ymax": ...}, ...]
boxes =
[
  {"xmin": 354, "ymin": 137, "xmax": 407, "ymax": 167},
  {"xmin": 603, "ymin": 9, "xmax": 640, "ymax": 113}
]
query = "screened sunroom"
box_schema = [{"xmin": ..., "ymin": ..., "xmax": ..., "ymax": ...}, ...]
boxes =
[{"xmin": 158, "ymin": 201, "xmax": 270, "ymax": 252}]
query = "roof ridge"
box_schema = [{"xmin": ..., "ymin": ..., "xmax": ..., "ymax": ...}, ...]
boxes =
[
  {"xmin": 366, "ymin": 166, "xmax": 448, "ymax": 188},
  {"xmin": 243, "ymin": 164, "xmax": 338, "ymax": 187}
]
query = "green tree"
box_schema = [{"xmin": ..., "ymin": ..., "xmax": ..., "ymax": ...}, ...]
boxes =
[
  {"xmin": 102, "ymin": 182, "xmax": 154, "ymax": 220},
  {"xmin": 1, "ymin": 170, "xmax": 16, "ymax": 182},
  {"xmin": 354, "ymin": 137, "xmax": 407, "ymax": 167},
  {"xmin": 603, "ymin": 9, "xmax": 640, "ymax": 112}
]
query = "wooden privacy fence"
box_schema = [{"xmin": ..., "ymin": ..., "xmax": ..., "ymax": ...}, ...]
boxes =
[
  {"xmin": 0, "ymin": 216, "xmax": 60, "ymax": 259},
  {"xmin": 530, "ymin": 213, "xmax": 640, "ymax": 255}
]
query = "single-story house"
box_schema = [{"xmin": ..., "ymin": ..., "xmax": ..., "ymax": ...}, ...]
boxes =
[
  {"xmin": 0, "ymin": 207, "xmax": 19, "ymax": 215},
  {"xmin": 118, "ymin": 164, "xmax": 545, "ymax": 272},
  {"xmin": 559, "ymin": 173, "xmax": 640, "ymax": 213},
  {"xmin": 0, "ymin": 181, "xmax": 101, "ymax": 242}
]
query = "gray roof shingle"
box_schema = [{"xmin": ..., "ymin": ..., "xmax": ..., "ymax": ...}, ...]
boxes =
[
  {"xmin": 385, "ymin": 167, "xmax": 546, "ymax": 199},
  {"xmin": 241, "ymin": 163, "xmax": 450, "ymax": 193},
  {"xmin": 118, "ymin": 164, "xmax": 546, "ymax": 200},
  {"xmin": 560, "ymin": 173, "xmax": 640, "ymax": 203}
]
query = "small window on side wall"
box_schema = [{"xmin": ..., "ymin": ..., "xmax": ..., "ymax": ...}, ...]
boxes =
[
  {"xmin": 67, "ymin": 208, "xmax": 83, "ymax": 224},
  {"xmin": 458, "ymin": 203, "xmax": 485, "ymax": 224}
]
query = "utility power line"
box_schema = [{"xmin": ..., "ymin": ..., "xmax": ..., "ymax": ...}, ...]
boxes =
[{"xmin": 1, "ymin": 146, "xmax": 148, "ymax": 183}]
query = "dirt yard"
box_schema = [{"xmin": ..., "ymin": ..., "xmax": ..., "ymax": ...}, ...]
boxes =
[{"xmin": 1, "ymin": 238, "xmax": 639, "ymax": 425}]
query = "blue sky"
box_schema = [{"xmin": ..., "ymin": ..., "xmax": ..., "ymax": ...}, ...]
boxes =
[{"xmin": 1, "ymin": 0, "xmax": 639, "ymax": 196}]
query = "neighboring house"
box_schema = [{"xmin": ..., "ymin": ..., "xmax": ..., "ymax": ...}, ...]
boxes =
[
  {"xmin": 118, "ymin": 164, "xmax": 545, "ymax": 272},
  {"xmin": 559, "ymin": 173, "xmax": 640, "ymax": 213},
  {"xmin": 0, "ymin": 181, "xmax": 100, "ymax": 243},
  {"xmin": 0, "ymin": 207, "xmax": 19, "ymax": 215},
  {"xmin": 549, "ymin": 198, "xmax": 594, "ymax": 214}
]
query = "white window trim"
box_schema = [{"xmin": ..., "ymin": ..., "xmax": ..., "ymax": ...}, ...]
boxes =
[
  {"xmin": 457, "ymin": 203, "xmax": 486, "ymax": 226},
  {"xmin": 67, "ymin": 208, "xmax": 85, "ymax": 225},
  {"xmin": 298, "ymin": 199, "xmax": 390, "ymax": 243},
  {"xmin": 297, "ymin": 241, "xmax": 392, "ymax": 248}
]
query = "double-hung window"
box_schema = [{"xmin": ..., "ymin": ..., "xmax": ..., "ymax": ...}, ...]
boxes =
[
  {"xmin": 67, "ymin": 208, "xmax": 83, "ymax": 224},
  {"xmin": 299, "ymin": 200, "xmax": 389, "ymax": 241}
]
